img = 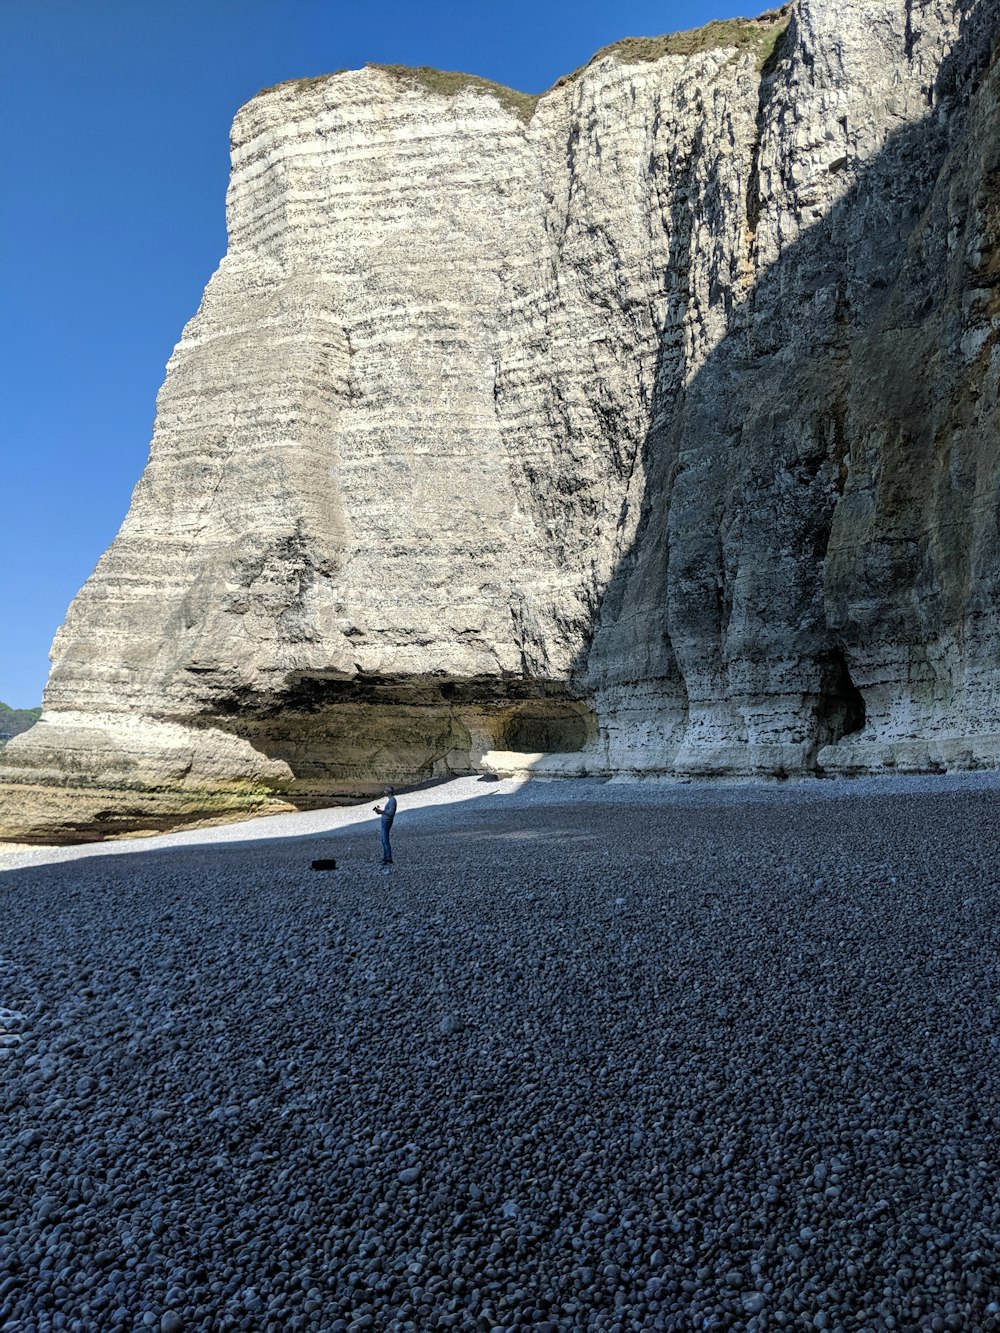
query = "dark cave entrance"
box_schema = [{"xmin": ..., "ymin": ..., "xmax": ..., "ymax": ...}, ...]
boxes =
[
  {"xmin": 498, "ymin": 702, "xmax": 592, "ymax": 753},
  {"xmin": 815, "ymin": 648, "xmax": 866, "ymax": 748}
]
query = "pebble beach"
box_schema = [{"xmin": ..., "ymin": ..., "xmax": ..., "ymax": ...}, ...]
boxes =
[{"xmin": 2, "ymin": 773, "xmax": 1000, "ymax": 1331}]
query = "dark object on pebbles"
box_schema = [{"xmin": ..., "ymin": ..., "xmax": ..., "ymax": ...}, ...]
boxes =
[{"xmin": 310, "ymin": 858, "xmax": 338, "ymax": 870}]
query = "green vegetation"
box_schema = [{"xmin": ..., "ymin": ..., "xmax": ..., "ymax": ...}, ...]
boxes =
[
  {"xmin": 259, "ymin": 70, "xmax": 347, "ymax": 97},
  {"xmin": 257, "ymin": 5, "xmax": 791, "ymax": 120},
  {"xmin": 555, "ymin": 6, "xmax": 792, "ymax": 85},
  {"xmin": 369, "ymin": 65, "xmax": 540, "ymax": 124},
  {"xmin": 0, "ymin": 701, "xmax": 41, "ymax": 746},
  {"xmin": 256, "ymin": 65, "xmax": 538, "ymax": 122}
]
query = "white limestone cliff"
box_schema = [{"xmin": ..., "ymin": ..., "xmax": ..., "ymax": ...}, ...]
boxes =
[{"xmin": 4, "ymin": 0, "xmax": 1000, "ymax": 839}]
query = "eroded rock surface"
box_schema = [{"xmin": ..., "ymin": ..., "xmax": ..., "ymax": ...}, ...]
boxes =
[{"xmin": 4, "ymin": 0, "xmax": 1000, "ymax": 839}]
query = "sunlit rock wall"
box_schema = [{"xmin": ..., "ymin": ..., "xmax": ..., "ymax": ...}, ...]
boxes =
[{"xmin": 3, "ymin": 0, "xmax": 1000, "ymax": 838}]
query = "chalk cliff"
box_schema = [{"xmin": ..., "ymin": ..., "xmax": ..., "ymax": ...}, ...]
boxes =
[{"xmin": 4, "ymin": 0, "xmax": 1000, "ymax": 840}]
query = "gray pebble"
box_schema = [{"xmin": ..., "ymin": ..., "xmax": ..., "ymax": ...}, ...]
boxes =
[{"xmin": 3, "ymin": 775, "xmax": 999, "ymax": 1329}]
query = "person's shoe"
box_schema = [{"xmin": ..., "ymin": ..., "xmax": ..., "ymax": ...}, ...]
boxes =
[{"xmin": 382, "ymin": 859, "xmax": 393, "ymax": 865}]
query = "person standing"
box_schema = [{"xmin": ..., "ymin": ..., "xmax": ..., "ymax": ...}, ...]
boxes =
[{"xmin": 374, "ymin": 786, "xmax": 397, "ymax": 864}]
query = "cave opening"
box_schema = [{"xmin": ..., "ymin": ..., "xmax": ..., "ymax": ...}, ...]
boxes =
[
  {"xmin": 815, "ymin": 648, "xmax": 866, "ymax": 748},
  {"xmin": 499, "ymin": 703, "xmax": 592, "ymax": 753}
]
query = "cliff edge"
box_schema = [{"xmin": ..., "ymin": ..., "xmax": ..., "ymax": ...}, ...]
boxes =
[{"xmin": 4, "ymin": 0, "xmax": 1000, "ymax": 841}]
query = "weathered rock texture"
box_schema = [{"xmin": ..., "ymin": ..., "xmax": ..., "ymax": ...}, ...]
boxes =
[{"xmin": 4, "ymin": 0, "xmax": 1000, "ymax": 839}]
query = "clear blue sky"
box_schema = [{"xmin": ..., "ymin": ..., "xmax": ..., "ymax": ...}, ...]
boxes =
[{"xmin": 2, "ymin": 0, "xmax": 756, "ymax": 708}]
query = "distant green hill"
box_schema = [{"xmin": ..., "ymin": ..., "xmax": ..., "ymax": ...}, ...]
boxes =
[{"xmin": 0, "ymin": 701, "xmax": 41, "ymax": 746}]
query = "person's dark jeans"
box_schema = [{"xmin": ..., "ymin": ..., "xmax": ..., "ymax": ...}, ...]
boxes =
[{"xmin": 380, "ymin": 820, "xmax": 393, "ymax": 863}]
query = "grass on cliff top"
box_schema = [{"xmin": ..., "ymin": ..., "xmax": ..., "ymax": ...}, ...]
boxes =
[
  {"xmin": 259, "ymin": 66, "xmax": 539, "ymax": 122},
  {"xmin": 555, "ymin": 5, "xmax": 792, "ymax": 85},
  {"xmin": 371, "ymin": 65, "xmax": 540, "ymax": 123},
  {"xmin": 257, "ymin": 4, "xmax": 791, "ymax": 118}
]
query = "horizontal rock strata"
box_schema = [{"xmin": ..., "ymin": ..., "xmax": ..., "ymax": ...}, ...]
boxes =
[{"xmin": 3, "ymin": 0, "xmax": 1000, "ymax": 839}]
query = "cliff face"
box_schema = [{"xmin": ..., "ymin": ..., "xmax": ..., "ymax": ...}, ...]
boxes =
[{"xmin": 4, "ymin": 0, "xmax": 1000, "ymax": 839}]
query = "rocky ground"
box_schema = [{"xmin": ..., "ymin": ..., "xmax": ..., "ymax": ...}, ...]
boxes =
[{"xmin": 2, "ymin": 774, "xmax": 1000, "ymax": 1332}]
